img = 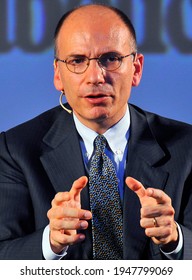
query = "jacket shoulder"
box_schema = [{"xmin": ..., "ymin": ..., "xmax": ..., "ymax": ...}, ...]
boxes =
[
  {"xmin": 129, "ymin": 103, "xmax": 192, "ymax": 132},
  {"xmin": 129, "ymin": 104, "xmax": 192, "ymax": 149},
  {"xmin": 0, "ymin": 106, "xmax": 66, "ymax": 152}
]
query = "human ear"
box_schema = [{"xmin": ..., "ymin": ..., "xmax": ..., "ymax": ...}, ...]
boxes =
[
  {"xmin": 132, "ymin": 53, "xmax": 144, "ymax": 87},
  {"xmin": 53, "ymin": 59, "xmax": 64, "ymax": 91}
]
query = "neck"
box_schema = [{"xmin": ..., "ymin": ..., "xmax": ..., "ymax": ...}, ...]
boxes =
[{"xmin": 73, "ymin": 108, "xmax": 127, "ymax": 134}]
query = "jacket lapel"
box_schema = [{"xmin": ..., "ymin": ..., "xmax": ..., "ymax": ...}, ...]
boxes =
[
  {"xmin": 123, "ymin": 105, "xmax": 169, "ymax": 259},
  {"xmin": 40, "ymin": 110, "xmax": 92, "ymax": 259},
  {"xmin": 40, "ymin": 110, "xmax": 86, "ymax": 194}
]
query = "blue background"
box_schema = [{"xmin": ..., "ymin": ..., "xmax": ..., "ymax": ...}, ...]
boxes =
[{"xmin": 0, "ymin": 0, "xmax": 192, "ymax": 131}]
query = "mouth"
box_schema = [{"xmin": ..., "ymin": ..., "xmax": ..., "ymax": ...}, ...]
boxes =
[{"xmin": 85, "ymin": 93, "xmax": 112, "ymax": 104}]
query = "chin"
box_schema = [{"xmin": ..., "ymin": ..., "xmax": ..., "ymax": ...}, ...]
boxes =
[{"xmin": 89, "ymin": 108, "xmax": 110, "ymax": 121}]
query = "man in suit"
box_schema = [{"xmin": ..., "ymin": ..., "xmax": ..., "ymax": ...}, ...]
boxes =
[{"xmin": 0, "ymin": 4, "xmax": 192, "ymax": 260}]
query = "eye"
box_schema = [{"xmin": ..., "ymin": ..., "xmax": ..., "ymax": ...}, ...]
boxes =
[
  {"xmin": 100, "ymin": 53, "xmax": 121, "ymax": 65},
  {"xmin": 66, "ymin": 56, "xmax": 87, "ymax": 66}
]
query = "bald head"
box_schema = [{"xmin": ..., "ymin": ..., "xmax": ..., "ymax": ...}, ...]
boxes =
[{"xmin": 54, "ymin": 4, "xmax": 137, "ymax": 56}]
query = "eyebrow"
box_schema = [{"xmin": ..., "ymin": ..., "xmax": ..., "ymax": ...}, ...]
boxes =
[{"xmin": 63, "ymin": 51, "xmax": 124, "ymax": 58}]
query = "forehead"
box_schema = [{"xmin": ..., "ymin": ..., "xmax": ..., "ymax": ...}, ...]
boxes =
[{"xmin": 56, "ymin": 6, "xmax": 132, "ymax": 55}]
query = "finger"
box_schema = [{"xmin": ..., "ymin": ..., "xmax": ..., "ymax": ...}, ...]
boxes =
[
  {"xmin": 125, "ymin": 177, "xmax": 146, "ymax": 199},
  {"xmin": 50, "ymin": 231, "xmax": 86, "ymax": 249},
  {"xmin": 63, "ymin": 207, "xmax": 92, "ymax": 219},
  {"xmin": 70, "ymin": 176, "xmax": 88, "ymax": 201},
  {"xmin": 140, "ymin": 216, "xmax": 172, "ymax": 229},
  {"xmin": 51, "ymin": 192, "xmax": 71, "ymax": 207},
  {"xmin": 48, "ymin": 205, "xmax": 92, "ymax": 220},
  {"xmin": 145, "ymin": 227, "xmax": 173, "ymax": 244},
  {"xmin": 50, "ymin": 219, "xmax": 89, "ymax": 231},
  {"xmin": 146, "ymin": 188, "xmax": 172, "ymax": 205},
  {"xmin": 51, "ymin": 176, "xmax": 88, "ymax": 206},
  {"xmin": 141, "ymin": 204, "xmax": 175, "ymax": 219},
  {"xmin": 140, "ymin": 217, "xmax": 158, "ymax": 229}
]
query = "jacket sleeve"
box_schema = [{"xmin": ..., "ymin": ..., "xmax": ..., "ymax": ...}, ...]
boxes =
[
  {"xmin": 179, "ymin": 171, "xmax": 192, "ymax": 259},
  {"xmin": 0, "ymin": 132, "xmax": 45, "ymax": 260}
]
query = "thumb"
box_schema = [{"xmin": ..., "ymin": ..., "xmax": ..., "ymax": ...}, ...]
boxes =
[
  {"xmin": 125, "ymin": 176, "xmax": 146, "ymax": 200},
  {"xmin": 70, "ymin": 176, "xmax": 88, "ymax": 201}
]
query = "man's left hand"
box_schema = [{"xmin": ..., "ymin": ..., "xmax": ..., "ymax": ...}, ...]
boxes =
[{"xmin": 125, "ymin": 177, "xmax": 178, "ymax": 247}]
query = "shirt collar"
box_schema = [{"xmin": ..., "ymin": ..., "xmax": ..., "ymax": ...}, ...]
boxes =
[{"xmin": 73, "ymin": 105, "xmax": 130, "ymax": 158}]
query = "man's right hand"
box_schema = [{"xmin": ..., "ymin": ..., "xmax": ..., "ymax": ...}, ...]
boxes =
[{"xmin": 47, "ymin": 176, "xmax": 92, "ymax": 254}]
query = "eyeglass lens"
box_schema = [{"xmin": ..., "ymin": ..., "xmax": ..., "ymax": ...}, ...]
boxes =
[{"xmin": 66, "ymin": 52, "xmax": 123, "ymax": 73}]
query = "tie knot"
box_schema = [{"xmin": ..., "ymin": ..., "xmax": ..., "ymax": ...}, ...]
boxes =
[{"xmin": 94, "ymin": 135, "xmax": 107, "ymax": 154}]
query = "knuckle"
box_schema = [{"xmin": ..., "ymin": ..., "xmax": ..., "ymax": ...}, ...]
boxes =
[
  {"xmin": 51, "ymin": 230, "xmax": 69, "ymax": 245},
  {"xmin": 51, "ymin": 198, "xmax": 56, "ymax": 207},
  {"xmin": 165, "ymin": 205, "xmax": 175, "ymax": 216},
  {"xmin": 145, "ymin": 228, "xmax": 151, "ymax": 237},
  {"xmin": 141, "ymin": 207, "xmax": 149, "ymax": 217},
  {"xmin": 47, "ymin": 209, "xmax": 52, "ymax": 219},
  {"xmin": 53, "ymin": 192, "xmax": 62, "ymax": 202},
  {"xmin": 63, "ymin": 207, "xmax": 74, "ymax": 217},
  {"xmin": 164, "ymin": 227, "xmax": 172, "ymax": 236},
  {"xmin": 166, "ymin": 218, "xmax": 172, "ymax": 226},
  {"xmin": 58, "ymin": 235, "xmax": 69, "ymax": 245},
  {"xmin": 140, "ymin": 208, "xmax": 145, "ymax": 217},
  {"xmin": 51, "ymin": 219, "xmax": 63, "ymax": 230},
  {"xmin": 140, "ymin": 218, "xmax": 145, "ymax": 228},
  {"xmin": 54, "ymin": 192, "xmax": 70, "ymax": 204},
  {"xmin": 167, "ymin": 196, "xmax": 172, "ymax": 204}
]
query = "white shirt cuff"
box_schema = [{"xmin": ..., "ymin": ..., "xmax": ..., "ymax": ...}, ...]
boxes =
[
  {"xmin": 42, "ymin": 225, "xmax": 68, "ymax": 260},
  {"xmin": 160, "ymin": 222, "xmax": 183, "ymax": 259}
]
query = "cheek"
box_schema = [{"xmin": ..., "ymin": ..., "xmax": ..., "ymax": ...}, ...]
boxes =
[
  {"xmin": 113, "ymin": 73, "xmax": 133, "ymax": 100},
  {"xmin": 62, "ymin": 74, "xmax": 79, "ymax": 96},
  {"xmin": 62, "ymin": 77, "xmax": 84, "ymax": 109}
]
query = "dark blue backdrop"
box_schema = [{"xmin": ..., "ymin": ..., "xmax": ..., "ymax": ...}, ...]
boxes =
[{"xmin": 1, "ymin": 0, "xmax": 192, "ymax": 131}]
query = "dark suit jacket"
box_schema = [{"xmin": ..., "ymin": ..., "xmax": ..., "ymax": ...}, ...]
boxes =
[{"xmin": 0, "ymin": 104, "xmax": 192, "ymax": 260}]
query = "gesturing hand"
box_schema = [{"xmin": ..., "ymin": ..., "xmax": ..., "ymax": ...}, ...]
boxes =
[
  {"xmin": 125, "ymin": 177, "xmax": 178, "ymax": 248},
  {"xmin": 47, "ymin": 176, "xmax": 92, "ymax": 254}
]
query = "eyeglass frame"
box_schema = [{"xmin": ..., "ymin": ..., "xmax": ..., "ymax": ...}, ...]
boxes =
[{"xmin": 54, "ymin": 51, "xmax": 137, "ymax": 74}]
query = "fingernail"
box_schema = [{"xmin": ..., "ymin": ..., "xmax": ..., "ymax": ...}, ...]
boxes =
[
  {"xmin": 84, "ymin": 211, "xmax": 92, "ymax": 219},
  {"xmin": 147, "ymin": 188, "xmax": 153, "ymax": 196},
  {"xmin": 79, "ymin": 234, "xmax": 85, "ymax": 240},
  {"xmin": 80, "ymin": 221, "xmax": 87, "ymax": 228}
]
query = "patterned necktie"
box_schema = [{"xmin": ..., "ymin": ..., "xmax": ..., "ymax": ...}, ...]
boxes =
[{"xmin": 89, "ymin": 134, "xmax": 123, "ymax": 259}]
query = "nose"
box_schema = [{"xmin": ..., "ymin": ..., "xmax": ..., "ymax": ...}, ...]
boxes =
[{"xmin": 85, "ymin": 58, "xmax": 105, "ymax": 84}]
